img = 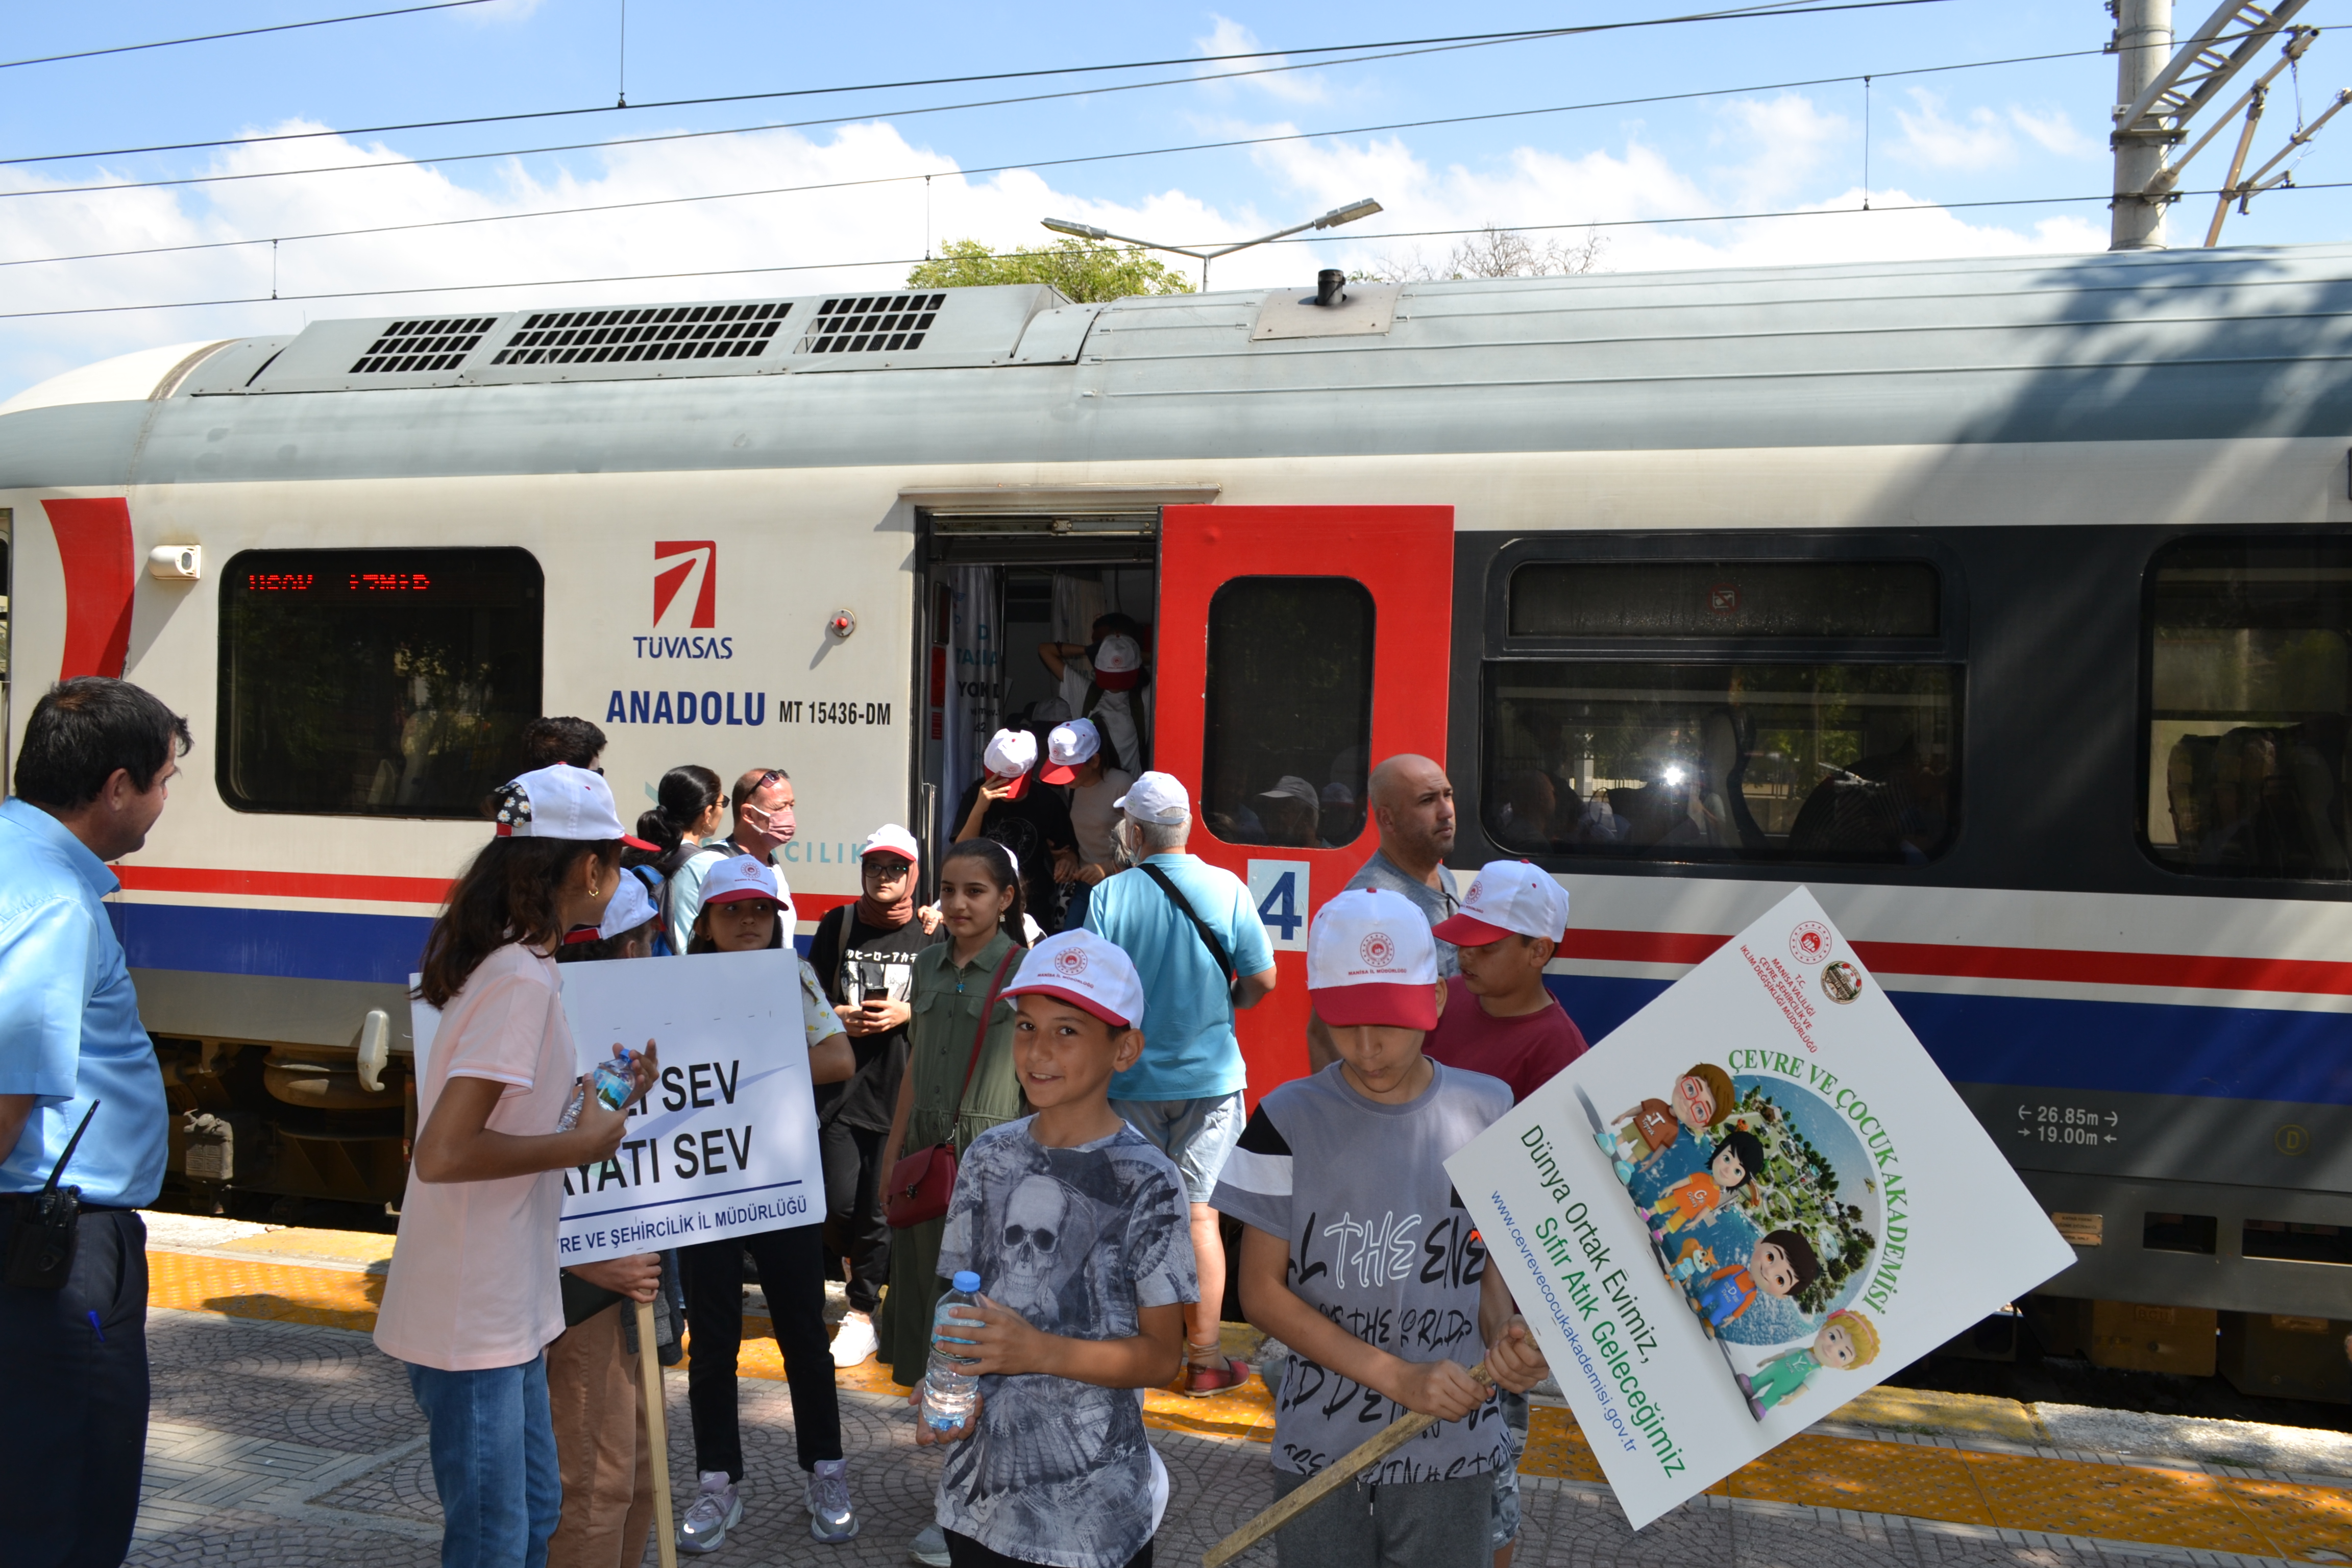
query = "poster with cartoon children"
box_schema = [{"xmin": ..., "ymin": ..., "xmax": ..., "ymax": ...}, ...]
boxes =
[{"xmin": 1447, "ymin": 888, "xmax": 2075, "ymax": 1529}]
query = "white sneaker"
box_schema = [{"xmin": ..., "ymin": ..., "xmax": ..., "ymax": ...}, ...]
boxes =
[
  {"xmin": 678, "ymin": 1471, "xmax": 742, "ymax": 1555},
  {"xmin": 910, "ymin": 1522, "xmax": 951, "ymax": 1566},
  {"xmin": 830, "ymin": 1309, "xmax": 878, "ymax": 1367},
  {"xmin": 806, "ymin": 1458, "xmax": 859, "ymax": 1543}
]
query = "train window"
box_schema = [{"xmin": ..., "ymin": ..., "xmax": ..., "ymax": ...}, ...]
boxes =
[
  {"xmin": 1511, "ymin": 560, "xmax": 1940, "ymax": 639},
  {"xmin": 219, "ymin": 548, "xmax": 543, "ymax": 817},
  {"xmin": 1483, "ymin": 662, "xmax": 1958, "ymax": 863},
  {"xmin": 2144, "ymin": 537, "xmax": 2352, "ymax": 879},
  {"xmin": 1201, "ymin": 577, "xmax": 1374, "ymax": 848}
]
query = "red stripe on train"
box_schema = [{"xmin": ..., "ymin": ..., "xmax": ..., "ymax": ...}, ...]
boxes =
[
  {"xmin": 113, "ymin": 865, "xmax": 859, "ymax": 921},
  {"xmin": 1555, "ymin": 929, "xmax": 2352, "ymax": 997}
]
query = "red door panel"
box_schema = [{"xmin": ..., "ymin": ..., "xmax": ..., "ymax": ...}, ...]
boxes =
[{"xmin": 1156, "ymin": 504, "xmax": 1454, "ymax": 1102}]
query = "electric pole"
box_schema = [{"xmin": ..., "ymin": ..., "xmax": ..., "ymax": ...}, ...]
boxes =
[
  {"xmin": 2111, "ymin": 0, "xmax": 2175, "ymax": 248},
  {"xmin": 2108, "ymin": 1, "xmax": 2320, "ymax": 251}
]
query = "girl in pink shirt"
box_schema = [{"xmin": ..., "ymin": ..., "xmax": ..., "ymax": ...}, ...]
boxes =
[{"xmin": 376, "ymin": 767, "xmax": 659, "ymax": 1568}]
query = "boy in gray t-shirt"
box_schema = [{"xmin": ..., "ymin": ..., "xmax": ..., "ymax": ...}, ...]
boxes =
[{"xmin": 1213, "ymin": 889, "xmax": 1550, "ymax": 1568}]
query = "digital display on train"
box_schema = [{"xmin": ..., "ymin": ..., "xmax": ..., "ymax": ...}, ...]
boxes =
[{"xmin": 241, "ymin": 569, "xmax": 435, "ymax": 592}]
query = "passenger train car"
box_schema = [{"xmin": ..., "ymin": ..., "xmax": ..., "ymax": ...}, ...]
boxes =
[{"xmin": 4, "ymin": 244, "xmax": 2349, "ymax": 1349}]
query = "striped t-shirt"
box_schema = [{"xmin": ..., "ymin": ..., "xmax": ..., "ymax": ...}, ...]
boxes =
[{"xmin": 1212, "ymin": 1060, "xmax": 1514, "ymax": 1482}]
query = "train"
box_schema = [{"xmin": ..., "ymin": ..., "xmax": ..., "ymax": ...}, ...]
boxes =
[{"xmin": 4, "ymin": 243, "xmax": 2348, "ymax": 1382}]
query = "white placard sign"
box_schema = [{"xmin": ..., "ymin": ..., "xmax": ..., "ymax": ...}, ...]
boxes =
[
  {"xmin": 410, "ymin": 950, "xmax": 825, "ymax": 1265},
  {"xmin": 1445, "ymin": 888, "xmax": 2074, "ymax": 1529}
]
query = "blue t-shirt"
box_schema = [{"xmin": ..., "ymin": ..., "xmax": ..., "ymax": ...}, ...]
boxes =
[
  {"xmin": 0, "ymin": 798, "xmax": 168, "ymax": 1208},
  {"xmin": 1085, "ymin": 854, "xmax": 1273, "ymax": 1101}
]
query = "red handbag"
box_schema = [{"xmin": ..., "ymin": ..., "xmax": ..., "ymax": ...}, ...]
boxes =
[{"xmin": 885, "ymin": 946, "xmax": 1019, "ymax": 1229}]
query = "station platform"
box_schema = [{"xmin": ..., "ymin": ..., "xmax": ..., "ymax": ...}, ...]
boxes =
[{"xmin": 133, "ymin": 1218, "xmax": 2351, "ymax": 1567}]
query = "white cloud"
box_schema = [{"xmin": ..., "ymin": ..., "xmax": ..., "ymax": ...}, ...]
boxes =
[
  {"xmin": 2008, "ymin": 105, "xmax": 2102, "ymax": 158},
  {"xmin": 1710, "ymin": 93, "xmax": 1855, "ymax": 206},
  {"xmin": 1193, "ymin": 15, "xmax": 1328, "ymax": 104},
  {"xmin": 0, "ymin": 97, "xmax": 2105, "ymax": 401},
  {"xmin": 1892, "ymin": 89, "xmax": 2018, "ymax": 171}
]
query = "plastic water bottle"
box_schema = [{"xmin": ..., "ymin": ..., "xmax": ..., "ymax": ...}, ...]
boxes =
[
  {"xmin": 555, "ymin": 1051, "xmax": 636, "ymax": 1133},
  {"xmin": 923, "ymin": 1271, "xmax": 985, "ymax": 1432}
]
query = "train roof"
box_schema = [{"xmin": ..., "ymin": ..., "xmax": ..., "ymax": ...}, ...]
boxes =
[{"xmin": 7, "ymin": 242, "xmax": 2352, "ymax": 489}]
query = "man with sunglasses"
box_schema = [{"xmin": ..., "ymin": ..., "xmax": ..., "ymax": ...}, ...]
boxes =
[{"xmin": 665, "ymin": 768, "xmax": 798, "ymax": 955}]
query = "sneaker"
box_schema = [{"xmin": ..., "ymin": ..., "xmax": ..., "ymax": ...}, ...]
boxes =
[
  {"xmin": 806, "ymin": 1458, "xmax": 860, "ymax": 1544},
  {"xmin": 678, "ymin": 1471, "xmax": 742, "ymax": 1555},
  {"xmin": 909, "ymin": 1522, "xmax": 951, "ymax": 1567},
  {"xmin": 830, "ymin": 1309, "xmax": 878, "ymax": 1367},
  {"xmin": 1184, "ymin": 1351, "xmax": 1253, "ymax": 1398}
]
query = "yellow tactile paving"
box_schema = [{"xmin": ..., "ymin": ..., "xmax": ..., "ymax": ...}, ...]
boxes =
[
  {"xmin": 148, "ymin": 1247, "xmax": 382, "ymax": 1331},
  {"xmin": 1827, "ymin": 1384, "xmax": 2051, "ymax": 1445},
  {"xmin": 1962, "ymin": 1449, "xmax": 2281, "ymax": 1556},
  {"xmin": 231, "ymin": 1227, "xmax": 397, "ymax": 1269},
  {"xmin": 1719, "ymin": 1433, "xmax": 1998, "ymax": 1526},
  {"xmin": 145, "ymin": 1245, "xmax": 2352, "ymax": 1562}
]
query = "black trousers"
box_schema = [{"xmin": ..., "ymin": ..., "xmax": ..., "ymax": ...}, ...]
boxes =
[
  {"xmin": 0, "ymin": 1207, "xmax": 149, "ymax": 1568},
  {"xmin": 948, "ymin": 1530, "xmax": 1153, "ymax": 1568},
  {"xmin": 679, "ymin": 1222, "xmax": 840, "ymax": 1477},
  {"xmin": 819, "ymin": 1119, "xmax": 890, "ymax": 1315}
]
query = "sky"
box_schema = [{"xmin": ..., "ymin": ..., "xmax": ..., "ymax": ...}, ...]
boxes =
[{"xmin": 2, "ymin": 0, "xmax": 2348, "ymax": 399}]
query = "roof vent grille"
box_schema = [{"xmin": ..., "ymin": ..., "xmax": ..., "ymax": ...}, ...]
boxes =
[
  {"xmin": 796, "ymin": 292, "xmax": 944, "ymax": 354},
  {"xmin": 350, "ymin": 316, "xmax": 499, "ymax": 374},
  {"xmin": 492, "ymin": 301, "xmax": 792, "ymax": 366}
]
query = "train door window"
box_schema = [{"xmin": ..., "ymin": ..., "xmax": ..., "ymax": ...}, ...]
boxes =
[
  {"xmin": 1483, "ymin": 554, "xmax": 1960, "ymax": 865},
  {"xmin": 1201, "ymin": 577, "xmax": 1374, "ymax": 847},
  {"xmin": 219, "ymin": 548, "xmax": 543, "ymax": 817},
  {"xmin": 2143, "ymin": 536, "xmax": 2352, "ymax": 879}
]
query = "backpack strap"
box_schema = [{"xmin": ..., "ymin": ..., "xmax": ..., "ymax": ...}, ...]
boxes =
[
  {"xmin": 1137, "ymin": 862, "xmax": 1236, "ymax": 985},
  {"xmin": 951, "ymin": 945, "xmax": 1023, "ymax": 1121}
]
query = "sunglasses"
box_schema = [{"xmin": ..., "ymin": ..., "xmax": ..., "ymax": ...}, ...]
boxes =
[{"xmin": 1003, "ymin": 1223, "xmax": 1057, "ymax": 1253}]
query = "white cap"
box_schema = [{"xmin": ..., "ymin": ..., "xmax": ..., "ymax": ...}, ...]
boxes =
[
  {"xmin": 699, "ymin": 854, "xmax": 793, "ymax": 923},
  {"xmin": 1308, "ymin": 888, "xmax": 1439, "ymax": 1030},
  {"xmin": 1003, "ymin": 929, "xmax": 1147, "ymax": 1029},
  {"xmin": 597, "ymin": 874, "xmax": 659, "ymax": 940},
  {"xmin": 494, "ymin": 765, "xmax": 655, "ymax": 849},
  {"xmin": 859, "ymin": 823, "xmax": 921, "ymax": 865},
  {"xmin": 1113, "ymin": 770, "xmax": 1191, "ymax": 826},
  {"xmin": 1041, "ymin": 718, "xmax": 1101, "ymax": 785},
  {"xmin": 984, "ymin": 727, "xmax": 1038, "ymax": 779},
  {"xmin": 1433, "ymin": 861, "xmax": 1571, "ymax": 947},
  {"xmin": 1094, "ymin": 632, "xmax": 1144, "ymax": 690}
]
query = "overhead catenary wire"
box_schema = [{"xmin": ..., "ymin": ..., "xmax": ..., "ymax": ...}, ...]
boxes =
[
  {"xmin": 3, "ymin": 179, "xmax": 2338, "ymax": 324},
  {"xmin": 0, "ymin": 40, "xmax": 2108, "ymax": 257},
  {"xmin": 0, "ymin": 0, "xmax": 1942, "ymax": 169},
  {"xmin": 0, "ymin": 0, "xmax": 502, "ymax": 71}
]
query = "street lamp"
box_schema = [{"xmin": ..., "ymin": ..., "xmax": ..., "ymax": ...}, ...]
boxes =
[{"xmin": 1040, "ymin": 198, "xmax": 1383, "ymax": 290}]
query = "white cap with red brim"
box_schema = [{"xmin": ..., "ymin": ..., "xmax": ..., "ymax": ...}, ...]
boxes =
[
  {"xmin": 1002, "ymin": 929, "xmax": 1146, "ymax": 1030},
  {"xmin": 699, "ymin": 855, "xmax": 797, "ymax": 925},
  {"xmin": 1040, "ymin": 719, "xmax": 1101, "ymax": 786},
  {"xmin": 1093, "ymin": 633, "xmax": 1144, "ymax": 692},
  {"xmin": 1309, "ymin": 888, "xmax": 1439, "ymax": 1030},
  {"xmin": 984, "ymin": 728, "xmax": 1038, "ymax": 801},
  {"xmin": 1431, "ymin": 861, "xmax": 1572, "ymax": 948},
  {"xmin": 597, "ymin": 874, "xmax": 659, "ymax": 940},
  {"xmin": 859, "ymin": 823, "xmax": 921, "ymax": 865},
  {"xmin": 494, "ymin": 765, "xmax": 657, "ymax": 851},
  {"xmin": 1113, "ymin": 770, "xmax": 1190, "ymax": 826}
]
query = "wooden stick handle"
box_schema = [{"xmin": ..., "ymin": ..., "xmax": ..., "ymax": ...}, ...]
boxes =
[
  {"xmin": 1201, "ymin": 1360, "xmax": 1492, "ymax": 1568},
  {"xmin": 638, "ymin": 1298, "xmax": 679, "ymax": 1568}
]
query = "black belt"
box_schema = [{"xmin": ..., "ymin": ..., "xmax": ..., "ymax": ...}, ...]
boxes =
[{"xmin": 4, "ymin": 1197, "xmax": 129, "ymax": 1214}]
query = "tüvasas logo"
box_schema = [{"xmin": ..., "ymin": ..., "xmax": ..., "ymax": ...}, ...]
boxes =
[
  {"xmin": 654, "ymin": 541, "xmax": 717, "ymax": 629},
  {"xmin": 1052, "ymin": 947, "xmax": 1089, "ymax": 977},
  {"xmin": 1359, "ymin": 931, "xmax": 1396, "ymax": 969},
  {"xmin": 1789, "ymin": 922, "xmax": 1831, "ymax": 964}
]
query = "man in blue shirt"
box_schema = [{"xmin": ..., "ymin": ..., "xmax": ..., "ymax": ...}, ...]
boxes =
[
  {"xmin": 1083, "ymin": 771, "xmax": 1275, "ymax": 1396},
  {"xmin": 2, "ymin": 677, "xmax": 189, "ymax": 1568}
]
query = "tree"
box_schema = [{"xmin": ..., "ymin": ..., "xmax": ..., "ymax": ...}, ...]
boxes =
[
  {"xmin": 1352, "ymin": 223, "xmax": 1607, "ymax": 284},
  {"xmin": 907, "ymin": 237, "xmax": 1195, "ymax": 302}
]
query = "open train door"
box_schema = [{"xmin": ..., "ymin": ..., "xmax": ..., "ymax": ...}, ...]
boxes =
[{"xmin": 1155, "ymin": 504, "xmax": 1455, "ymax": 1099}]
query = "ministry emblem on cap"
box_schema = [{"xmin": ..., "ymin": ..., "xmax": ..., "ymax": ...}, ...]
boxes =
[
  {"xmin": 1053, "ymin": 947, "xmax": 1089, "ymax": 977},
  {"xmin": 1359, "ymin": 931, "xmax": 1396, "ymax": 968}
]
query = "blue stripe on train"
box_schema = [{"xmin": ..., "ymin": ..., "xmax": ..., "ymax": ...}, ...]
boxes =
[
  {"xmin": 108, "ymin": 900, "xmax": 816, "ymax": 985},
  {"xmin": 1546, "ymin": 974, "xmax": 2352, "ymax": 1108}
]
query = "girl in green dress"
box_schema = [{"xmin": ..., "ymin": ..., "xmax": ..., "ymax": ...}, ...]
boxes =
[{"xmin": 876, "ymin": 839, "xmax": 1028, "ymax": 1385}]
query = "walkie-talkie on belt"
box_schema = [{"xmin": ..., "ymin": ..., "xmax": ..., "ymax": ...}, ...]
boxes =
[{"xmin": 5, "ymin": 1099, "xmax": 100, "ymax": 1290}]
